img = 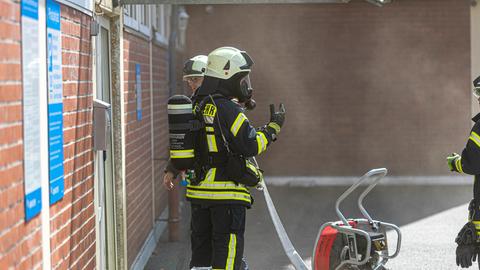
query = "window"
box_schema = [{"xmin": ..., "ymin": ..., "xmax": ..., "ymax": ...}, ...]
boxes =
[
  {"xmin": 153, "ymin": 5, "xmax": 171, "ymax": 44},
  {"xmin": 123, "ymin": 5, "xmax": 151, "ymax": 37},
  {"xmin": 123, "ymin": 4, "xmax": 172, "ymax": 44}
]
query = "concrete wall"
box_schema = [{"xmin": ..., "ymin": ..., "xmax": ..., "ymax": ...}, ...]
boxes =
[{"xmin": 186, "ymin": 0, "xmax": 471, "ymax": 176}]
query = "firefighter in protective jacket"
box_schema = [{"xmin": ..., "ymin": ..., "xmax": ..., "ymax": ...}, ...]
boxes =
[
  {"xmin": 186, "ymin": 46, "xmax": 285, "ymax": 270},
  {"xmin": 448, "ymin": 76, "xmax": 480, "ymax": 268},
  {"xmin": 163, "ymin": 55, "xmax": 208, "ymax": 189}
]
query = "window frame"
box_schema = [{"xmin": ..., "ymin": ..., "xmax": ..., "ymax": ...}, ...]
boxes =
[{"xmin": 123, "ymin": 5, "xmax": 151, "ymax": 38}]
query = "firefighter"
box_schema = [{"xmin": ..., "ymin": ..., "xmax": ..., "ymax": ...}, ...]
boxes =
[
  {"xmin": 185, "ymin": 46, "xmax": 286, "ymax": 270},
  {"xmin": 163, "ymin": 55, "xmax": 208, "ymax": 189},
  {"xmin": 447, "ymin": 75, "xmax": 480, "ymax": 268}
]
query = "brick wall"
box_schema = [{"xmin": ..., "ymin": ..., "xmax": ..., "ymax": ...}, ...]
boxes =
[
  {"xmin": 49, "ymin": 6, "xmax": 95, "ymax": 270},
  {"xmin": 0, "ymin": 0, "xmax": 43, "ymax": 269},
  {"xmin": 152, "ymin": 44, "xmax": 169, "ymax": 219},
  {"xmin": 186, "ymin": 0, "xmax": 471, "ymax": 176},
  {"xmin": 123, "ymin": 32, "xmax": 154, "ymax": 267}
]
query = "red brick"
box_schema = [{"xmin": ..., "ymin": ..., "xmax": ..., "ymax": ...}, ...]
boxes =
[
  {"xmin": 0, "ymin": 63, "xmax": 20, "ymax": 81},
  {"xmin": 62, "ymin": 67, "xmax": 92, "ymax": 82},
  {"xmin": 0, "ymin": 21, "xmax": 20, "ymax": 41},
  {"xmin": 63, "ymin": 82, "xmax": 91, "ymax": 97},
  {"xmin": 0, "ymin": 124, "xmax": 22, "ymax": 145},
  {"xmin": 0, "ymin": 43, "xmax": 20, "ymax": 62},
  {"xmin": 0, "ymin": 162, "xmax": 23, "ymax": 189},
  {"xmin": 60, "ymin": 20, "xmax": 81, "ymax": 38},
  {"xmin": 63, "ymin": 152, "xmax": 93, "ymax": 177},
  {"xmin": 0, "ymin": 182, "xmax": 23, "ymax": 209},
  {"xmin": 0, "ymin": 143, "xmax": 22, "ymax": 167},
  {"xmin": 63, "ymin": 96, "xmax": 92, "ymax": 112},
  {"xmin": 63, "ymin": 124, "xmax": 92, "ymax": 144},
  {"xmin": 63, "ymin": 137, "xmax": 92, "ymax": 157},
  {"xmin": 0, "ymin": 1, "xmax": 20, "ymax": 23},
  {"xmin": 63, "ymin": 112, "xmax": 92, "ymax": 129},
  {"xmin": 0, "ymin": 84, "xmax": 21, "ymax": 102}
]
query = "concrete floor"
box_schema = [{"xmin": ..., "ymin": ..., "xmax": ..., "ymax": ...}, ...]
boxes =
[{"xmin": 146, "ymin": 183, "xmax": 473, "ymax": 270}]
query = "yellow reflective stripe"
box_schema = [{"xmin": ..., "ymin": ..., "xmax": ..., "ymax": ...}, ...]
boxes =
[
  {"xmin": 170, "ymin": 149, "xmax": 194, "ymax": 159},
  {"xmin": 230, "ymin": 113, "xmax": 247, "ymax": 137},
  {"xmin": 206, "ymin": 126, "xmax": 214, "ymax": 132},
  {"xmin": 268, "ymin": 122, "xmax": 281, "ymax": 134},
  {"xmin": 256, "ymin": 132, "xmax": 268, "ymax": 155},
  {"xmin": 226, "ymin": 234, "xmax": 237, "ymax": 270},
  {"xmin": 207, "ymin": 134, "xmax": 218, "ymax": 152},
  {"xmin": 192, "ymin": 182, "xmax": 248, "ymax": 192},
  {"xmin": 186, "ymin": 190, "xmax": 252, "ymax": 203},
  {"xmin": 455, "ymin": 158, "xmax": 464, "ymax": 173},
  {"xmin": 246, "ymin": 162, "xmax": 256, "ymax": 172},
  {"xmin": 204, "ymin": 168, "xmax": 216, "ymax": 183},
  {"xmin": 470, "ymin": 131, "xmax": 480, "ymax": 148}
]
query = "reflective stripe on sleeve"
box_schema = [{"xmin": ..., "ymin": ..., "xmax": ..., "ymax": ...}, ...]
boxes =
[
  {"xmin": 207, "ymin": 134, "xmax": 218, "ymax": 152},
  {"xmin": 455, "ymin": 157, "xmax": 464, "ymax": 173},
  {"xmin": 256, "ymin": 132, "xmax": 268, "ymax": 155},
  {"xmin": 226, "ymin": 234, "xmax": 237, "ymax": 270},
  {"xmin": 206, "ymin": 126, "xmax": 214, "ymax": 132},
  {"xmin": 230, "ymin": 113, "xmax": 247, "ymax": 137},
  {"xmin": 268, "ymin": 122, "xmax": 281, "ymax": 134},
  {"xmin": 170, "ymin": 149, "xmax": 194, "ymax": 159},
  {"xmin": 470, "ymin": 131, "xmax": 480, "ymax": 148}
]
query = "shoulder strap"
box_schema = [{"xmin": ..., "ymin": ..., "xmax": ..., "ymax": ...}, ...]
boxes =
[{"xmin": 207, "ymin": 95, "xmax": 232, "ymax": 153}]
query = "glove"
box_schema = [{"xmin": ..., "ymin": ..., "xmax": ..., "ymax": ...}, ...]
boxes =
[
  {"xmin": 447, "ymin": 153, "xmax": 461, "ymax": 172},
  {"xmin": 457, "ymin": 245, "xmax": 477, "ymax": 268},
  {"xmin": 267, "ymin": 103, "xmax": 286, "ymax": 134},
  {"xmin": 456, "ymin": 222, "xmax": 479, "ymax": 268}
]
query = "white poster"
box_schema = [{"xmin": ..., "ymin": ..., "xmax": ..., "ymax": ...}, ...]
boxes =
[{"xmin": 22, "ymin": 0, "xmax": 42, "ymax": 221}]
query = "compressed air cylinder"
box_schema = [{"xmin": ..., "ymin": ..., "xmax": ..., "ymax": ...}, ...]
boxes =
[{"xmin": 168, "ymin": 95, "xmax": 195, "ymax": 170}]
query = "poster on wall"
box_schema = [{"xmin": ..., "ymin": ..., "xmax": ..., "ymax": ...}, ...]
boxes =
[
  {"xmin": 136, "ymin": 64, "xmax": 142, "ymax": 121},
  {"xmin": 21, "ymin": 0, "xmax": 42, "ymax": 221},
  {"xmin": 47, "ymin": 0, "xmax": 65, "ymax": 205}
]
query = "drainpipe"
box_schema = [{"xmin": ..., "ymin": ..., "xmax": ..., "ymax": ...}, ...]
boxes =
[{"xmin": 167, "ymin": 5, "xmax": 181, "ymax": 242}]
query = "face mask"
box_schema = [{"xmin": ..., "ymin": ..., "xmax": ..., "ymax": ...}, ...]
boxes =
[
  {"xmin": 474, "ymin": 87, "xmax": 480, "ymax": 99},
  {"xmin": 244, "ymin": 98, "xmax": 256, "ymax": 111},
  {"xmin": 239, "ymin": 75, "xmax": 253, "ymax": 102}
]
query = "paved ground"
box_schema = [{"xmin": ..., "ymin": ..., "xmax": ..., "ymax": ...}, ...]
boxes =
[{"xmin": 146, "ymin": 183, "xmax": 473, "ymax": 270}]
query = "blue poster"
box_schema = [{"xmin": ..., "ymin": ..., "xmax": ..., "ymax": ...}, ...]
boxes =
[
  {"xmin": 22, "ymin": 0, "xmax": 42, "ymax": 221},
  {"xmin": 136, "ymin": 64, "xmax": 142, "ymax": 121},
  {"xmin": 47, "ymin": 0, "xmax": 64, "ymax": 205}
]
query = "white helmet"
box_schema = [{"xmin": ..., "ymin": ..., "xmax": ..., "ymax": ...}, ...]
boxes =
[
  {"xmin": 204, "ymin": 47, "xmax": 254, "ymax": 80},
  {"xmin": 183, "ymin": 55, "xmax": 208, "ymax": 79}
]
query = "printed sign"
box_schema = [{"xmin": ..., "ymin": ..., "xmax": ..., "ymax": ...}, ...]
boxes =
[
  {"xmin": 136, "ymin": 64, "xmax": 142, "ymax": 121},
  {"xmin": 47, "ymin": 0, "xmax": 64, "ymax": 205},
  {"xmin": 22, "ymin": 0, "xmax": 42, "ymax": 221}
]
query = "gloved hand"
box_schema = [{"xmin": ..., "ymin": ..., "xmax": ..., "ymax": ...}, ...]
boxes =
[
  {"xmin": 456, "ymin": 222, "xmax": 479, "ymax": 268},
  {"xmin": 447, "ymin": 153, "xmax": 461, "ymax": 172},
  {"xmin": 268, "ymin": 103, "xmax": 286, "ymax": 134}
]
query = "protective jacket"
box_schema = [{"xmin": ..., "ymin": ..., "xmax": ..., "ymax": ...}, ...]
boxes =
[
  {"xmin": 452, "ymin": 113, "xmax": 480, "ymax": 230},
  {"xmin": 186, "ymin": 94, "xmax": 275, "ymax": 208}
]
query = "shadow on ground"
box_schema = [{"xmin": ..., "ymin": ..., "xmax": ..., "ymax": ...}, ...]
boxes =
[{"xmin": 146, "ymin": 184, "xmax": 471, "ymax": 270}]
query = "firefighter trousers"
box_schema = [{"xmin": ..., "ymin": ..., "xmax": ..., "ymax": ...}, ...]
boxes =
[{"xmin": 189, "ymin": 203, "xmax": 247, "ymax": 270}]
